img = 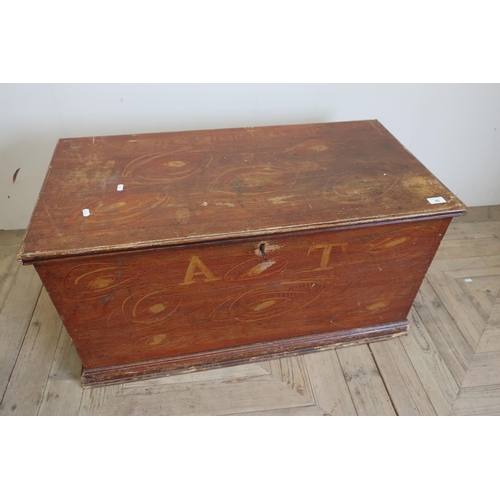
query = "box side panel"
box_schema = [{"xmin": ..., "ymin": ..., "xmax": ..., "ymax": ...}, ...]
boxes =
[{"xmin": 35, "ymin": 218, "xmax": 451, "ymax": 369}]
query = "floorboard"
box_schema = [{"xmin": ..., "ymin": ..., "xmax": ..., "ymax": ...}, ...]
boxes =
[
  {"xmin": 370, "ymin": 338, "xmax": 437, "ymax": 415},
  {"xmin": 38, "ymin": 327, "xmax": 85, "ymax": 416},
  {"xmin": 401, "ymin": 308, "xmax": 459, "ymax": 415},
  {"xmin": 0, "ymin": 264, "xmax": 43, "ymax": 402},
  {"xmin": 475, "ymin": 296, "xmax": 500, "ymax": 354},
  {"xmin": 426, "ymin": 272, "xmax": 485, "ymax": 350},
  {"xmin": 451, "ymin": 384, "xmax": 500, "ymax": 416},
  {"xmin": 414, "ymin": 277, "xmax": 473, "ymax": 384},
  {"xmin": 0, "ymin": 289, "xmax": 63, "ymax": 416},
  {"xmin": 0, "ymin": 248, "xmax": 20, "ymax": 310},
  {"xmin": 80, "ymin": 371, "xmax": 313, "ymax": 416},
  {"xmin": 336, "ymin": 344, "xmax": 396, "ymax": 416},
  {"xmin": 302, "ymin": 350, "xmax": 357, "ymax": 416}
]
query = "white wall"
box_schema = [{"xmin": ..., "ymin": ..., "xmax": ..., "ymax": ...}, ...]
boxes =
[{"xmin": 1, "ymin": 83, "xmax": 499, "ymax": 230}]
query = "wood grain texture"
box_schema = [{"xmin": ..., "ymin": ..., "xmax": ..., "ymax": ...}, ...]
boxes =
[
  {"xmin": 413, "ymin": 277, "xmax": 473, "ymax": 384},
  {"xmin": 16, "ymin": 120, "xmax": 465, "ymax": 387},
  {"xmin": 456, "ymin": 275, "xmax": 500, "ymax": 322},
  {"xmin": 0, "ymin": 264, "xmax": 42, "ymax": 400},
  {"xmin": 229, "ymin": 405, "xmax": 328, "ymax": 416},
  {"xmin": 79, "ymin": 364, "xmax": 312, "ymax": 416},
  {"xmin": 434, "ymin": 238, "xmax": 500, "ymax": 260},
  {"xmin": 444, "ymin": 220, "xmax": 500, "ymax": 240},
  {"xmin": 302, "ymin": 350, "xmax": 357, "ymax": 415},
  {"xmin": 336, "ymin": 344, "xmax": 396, "ymax": 416},
  {"xmin": 425, "ymin": 272, "xmax": 485, "ymax": 350},
  {"xmin": 80, "ymin": 322, "xmax": 408, "ymax": 388},
  {"xmin": 451, "ymin": 384, "xmax": 500, "ymax": 416},
  {"xmin": 475, "ymin": 295, "xmax": 500, "ymax": 353},
  {"xmin": 263, "ymin": 356, "xmax": 316, "ymax": 403},
  {"xmin": 402, "ymin": 308, "xmax": 459, "ymax": 415},
  {"xmin": 38, "ymin": 327, "xmax": 84, "ymax": 416},
  {"xmin": 0, "ymin": 247, "xmax": 20, "ymax": 309},
  {"xmin": 33, "ymin": 216, "xmax": 447, "ymax": 386},
  {"xmin": 259, "ymin": 351, "xmax": 357, "ymax": 415},
  {"xmin": 18, "ymin": 120, "xmax": 465, "ymax": 263},
  {"xmin": 428, "ymin": 255, "xmax": 500, "ymax": 277},
  {"xmin": 35, "ymin": 219, "xmax": 442, "ymax": 368},
  {"xmin": 461, "ymin": 351, "xmax": 500, "ymax": 388},
  {"xmin": 451, "ymin": 205, "xmax": 500, "ymax": 223},
  {"xmin": 441, "ymin": 209, "xmax": 500, "ymax": 415},
  {"xmin": 0, "ymin": 288, "xmax": 63, "ymax": 416},
  {"xmin": 370, "ymin": 337, "xmax": 437, "ymax": 415}
]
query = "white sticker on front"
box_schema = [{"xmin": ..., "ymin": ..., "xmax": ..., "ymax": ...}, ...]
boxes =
[
  {"xmin": 464, "ymin": 278, "xmax": 472, "ymax": 283},
  {"xmin": 82, "ymin": 208, "xmax": 90, "ymax": 217},
  {"xmin": 117, "ymin": 184, "xmax": 124, "ymax": 191},
  {"xmin": 427, "ymin": 197, "xmax": 446, "ymax": 204}
]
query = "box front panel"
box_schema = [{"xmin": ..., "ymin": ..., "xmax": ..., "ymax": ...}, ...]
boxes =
[{"xmin": 35, "ymin": 218, "xmax": 450, "ymax": 368}]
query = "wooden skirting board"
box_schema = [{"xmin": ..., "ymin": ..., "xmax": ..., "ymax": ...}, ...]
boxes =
[{"xmin": 81, "ymin": 321, "xmax": 408, "ymax": 387}]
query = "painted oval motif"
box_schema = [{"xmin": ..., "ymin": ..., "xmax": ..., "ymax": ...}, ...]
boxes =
[
  {"xmin": 330, "ymin": 285, "xmax": 407, "ymax": 328},
  {"xmin": 286, "ymin": 139, "xmax": 337, "ymax": 156},
  {"xmin": 135, "ymin": 330, "xmax": 190, "ymax": 350},
  {"xmin": 122, "ymin": 150, "xmax": 213, "ymax": 184},
  {"xmin": 145, "ymin": 333, "xmax": 167, "ymax": 346},
  {"xmin": 207, "ymin": 279, "xmax": 323, "ymax": 324},
  {"xmin": 122, "ymin": 290, "xmax": 182, "ymax": 327},
  {"xmin": 363, "ymin": 225, "xmax": 438, "ymax": 260},
  {"xmin": 63, "ymin": 263, "xmax": 133, "ymax": 299},
  {"xmin": 322, "ymin": 164, "xmax": 398, "ymax": 203},
  {"xmin": 368, "ymin": 235, "xmax": 412, "ymax": 253},
  {"xmin": 138, "ymin": 333, "xmax": 171, "ymax": 348},
  {"xmin": 71, "ymin": 188, "xmax": 170, "ymax": 227},
  {"xmin": 209, "ymin": 164, "xmax": 298, "ymax": 196}
]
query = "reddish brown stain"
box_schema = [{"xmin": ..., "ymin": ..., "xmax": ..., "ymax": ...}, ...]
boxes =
[{"xmin": 19, "ymin": 121, "xmax": 466, "ymax": 387}]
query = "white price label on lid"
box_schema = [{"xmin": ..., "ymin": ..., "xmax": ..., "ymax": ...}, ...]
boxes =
[{"xmin": 427, "ymin": 197, "xmax": 446, "ymax": 204}]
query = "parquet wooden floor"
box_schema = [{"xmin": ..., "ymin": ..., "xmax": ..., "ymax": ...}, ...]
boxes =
[{"xmin": 1, "ymin": 206, "xmax": 500, "ymax": 416}]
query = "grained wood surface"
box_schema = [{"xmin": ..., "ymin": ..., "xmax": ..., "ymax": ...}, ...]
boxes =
[
  {"xmin": 16, "ymin": 120, "xmax": 466, "ymax": 387},
  {"xmin": 1, "ymin": 205, "xmax": 499, "ymax": 415},
  {"xmin": 33, "ymin": 217, "xmax": 447, "ymax": 383},
  {"xmin": 18, "ymin": 120, "xmax": 465, "ymax": 262}
]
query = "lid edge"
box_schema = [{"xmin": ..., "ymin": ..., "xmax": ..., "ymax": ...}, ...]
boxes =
[{"xmin": 19, "ymin": 206, "xmax": 467, "ymax": 264}]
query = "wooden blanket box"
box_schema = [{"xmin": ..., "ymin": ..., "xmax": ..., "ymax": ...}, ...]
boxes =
[{"xmin": 18, "ymin": 120, "xmax": 467, "ymax": 387}]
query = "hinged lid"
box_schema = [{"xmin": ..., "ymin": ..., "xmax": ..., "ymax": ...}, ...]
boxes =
[{"xmin": 18, "ymin": 120, "xmax": 466, "ymax": 263}]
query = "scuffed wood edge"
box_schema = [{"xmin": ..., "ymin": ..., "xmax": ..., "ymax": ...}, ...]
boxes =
[
  {"xmin": 18, "ymin": 212, "xmax": 465, "ymax": 264},
  {"xmin": 81, "ymin": 321, "xmax": 409, "ymax": 388}
]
